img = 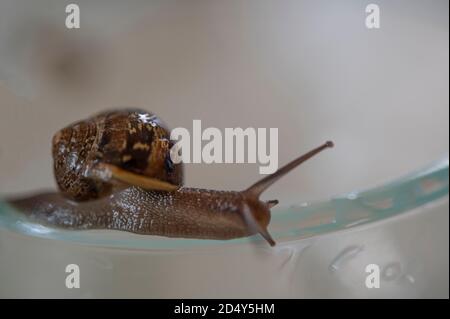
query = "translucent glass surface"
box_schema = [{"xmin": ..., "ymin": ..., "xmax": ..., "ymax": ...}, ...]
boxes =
[
  {"xmin": 0, "ymin": 159, "xmax": 448, "ymax": 250},
  {"xmin": 0, "ymin": 159, "xmax": 448, "ymax": 298}
]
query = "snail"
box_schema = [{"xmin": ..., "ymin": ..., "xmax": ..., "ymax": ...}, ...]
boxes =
[{"xmin": 7, "ymin": 109, "xmax": 333, "ymax": 246}]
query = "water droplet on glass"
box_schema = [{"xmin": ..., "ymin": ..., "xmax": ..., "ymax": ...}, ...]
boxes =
[
  {"xmin": 347, "ymin": 192, "xmax": 358, "ymax": 200},
  {"xmin": 329, "ymin": 245, "xmax": 364, "ymax": 273},
  {"xmin": 382, "ymin": 262, "xmax": 402, "ymax": 281},
  {"xmin": 404, "ymin": 274, "xmax": 415, "ymax": 284}
]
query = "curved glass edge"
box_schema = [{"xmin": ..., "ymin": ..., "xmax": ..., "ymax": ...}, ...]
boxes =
[{"xmin": 0, "ymin": 158, "xmax": 448, "ymax": 251}]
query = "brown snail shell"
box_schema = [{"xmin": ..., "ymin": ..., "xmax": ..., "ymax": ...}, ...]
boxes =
[{"xmin": 52, "ymin": 109, "xmax": 183, "ymax": 201}]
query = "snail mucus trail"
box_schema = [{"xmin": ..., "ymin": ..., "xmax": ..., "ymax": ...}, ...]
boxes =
[{"xmin": 8, "ymin": 109, "xmax": 334, "ymax": 246}]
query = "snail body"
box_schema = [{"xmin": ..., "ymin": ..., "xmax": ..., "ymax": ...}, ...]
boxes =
[
  {"xmin": 10, "ymin": 188, "xmax": 268, "ymax": 241},
  {"xmin": 8, "ymin": 109, "xmax": 333, "ymax": 246}
]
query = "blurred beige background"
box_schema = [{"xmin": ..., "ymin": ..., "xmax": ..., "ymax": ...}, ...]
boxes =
[{"xmin": 0, "ymin": 0, "xmax": 448, "ymax": 204}]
